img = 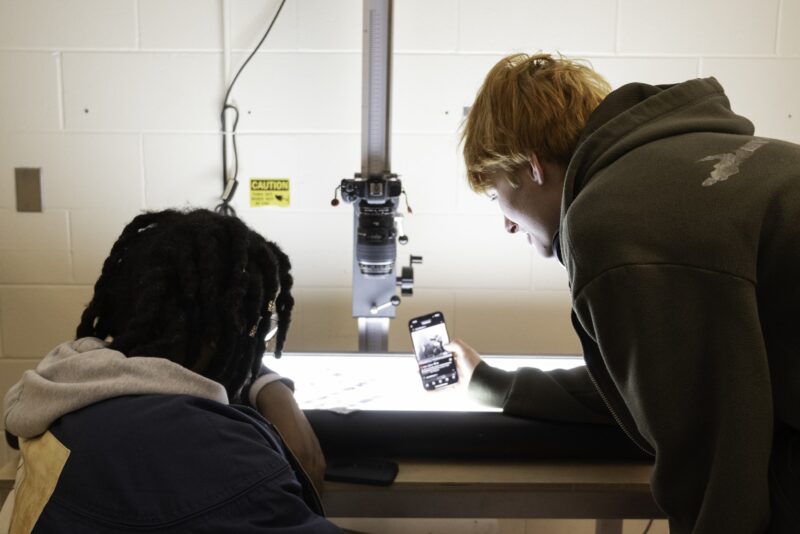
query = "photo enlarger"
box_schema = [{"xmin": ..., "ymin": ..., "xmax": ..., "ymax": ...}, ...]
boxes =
[{"xmin": 269, "ymin": 0, "xmax": 647, "ymax": 464}]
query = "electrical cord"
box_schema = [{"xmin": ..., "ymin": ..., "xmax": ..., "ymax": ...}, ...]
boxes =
[
  {"xmin": 642, "ymin": 518, "xmax": 654, "ymax": 533},
  {"xmin": 216, "ymin": 0, "xmax": 287, "ymax": 216}
]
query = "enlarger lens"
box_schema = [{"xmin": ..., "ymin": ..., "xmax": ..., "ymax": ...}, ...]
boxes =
[{"xmin": 356, "ymin": 202, "xmax": 397, "ymax": 276}]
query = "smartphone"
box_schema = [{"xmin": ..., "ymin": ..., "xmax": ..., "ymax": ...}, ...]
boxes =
[
  {"xmin": 325, "ymin": 458, "xmax": 398, "ymax": 486},
  {"xmin": 408, "ymin": 311, "xmax": 459, "ymax": 390}
]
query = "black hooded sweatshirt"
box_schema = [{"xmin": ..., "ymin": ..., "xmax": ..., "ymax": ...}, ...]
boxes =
[{"xmin": 470, "ymin": 77, "xmax": 800, "ymax": 533}]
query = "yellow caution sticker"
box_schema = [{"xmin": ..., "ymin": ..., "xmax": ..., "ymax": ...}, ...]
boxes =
[{"xmin": 250, "ymin": 178, "xmax": 290, "ymax": 207}]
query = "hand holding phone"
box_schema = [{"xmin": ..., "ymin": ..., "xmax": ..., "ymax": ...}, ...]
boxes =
[
  {"xmin": 408, "ymin": 311, "xmax": 459, "ymax": 390},
  {"xmin": 442, "ymin": 338, "xmax": 483, "ymax": 384}
]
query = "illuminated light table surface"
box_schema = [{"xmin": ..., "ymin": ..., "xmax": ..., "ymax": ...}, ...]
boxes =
[{"xmin": 268, "ymin": 353, "xmax": 664, "ymax": 532}]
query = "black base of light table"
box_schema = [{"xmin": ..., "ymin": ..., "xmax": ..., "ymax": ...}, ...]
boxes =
[{"xmin": 305, "ymin": 409, "xmax": 650, "ymax": 461}]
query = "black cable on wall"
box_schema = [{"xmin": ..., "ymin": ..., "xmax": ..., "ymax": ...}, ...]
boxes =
[{"xmin": 216, "ymin": 0, "xmax": 287, "ymax": 216}]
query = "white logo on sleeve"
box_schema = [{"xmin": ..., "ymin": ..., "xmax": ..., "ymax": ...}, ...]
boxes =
[{"xmin": 698, "ymin": 138, "xmax": 769, "ymax": 187}]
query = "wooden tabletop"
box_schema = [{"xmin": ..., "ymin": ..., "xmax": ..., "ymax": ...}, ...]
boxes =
[
  {"xmin": 1, "ymin": 458, "xmax": 664, "ymax": 524},
  {"xmin": 322, "ymin": 460, "xmax": 663, "ymax": 520}
]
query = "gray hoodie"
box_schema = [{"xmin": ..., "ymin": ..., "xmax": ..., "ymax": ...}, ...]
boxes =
[{"xmin": 4, "ymin": 337, "xmax": 228, "ymax": 441}]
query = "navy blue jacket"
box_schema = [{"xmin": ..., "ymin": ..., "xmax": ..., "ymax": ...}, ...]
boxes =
[{"xmin": 31, "ymin": 394, "xmax": 341, "ymax": 533}]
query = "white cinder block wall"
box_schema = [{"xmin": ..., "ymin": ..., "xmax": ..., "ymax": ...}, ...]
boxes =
[{"xmin": 0, "ymin": 0, "xmax": 798, "ymax": 491}]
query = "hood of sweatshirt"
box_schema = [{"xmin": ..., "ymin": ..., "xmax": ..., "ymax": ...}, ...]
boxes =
[
  {"xmin": 4, "ymin": 337, "xmax": 228, "ymax": 440},
  {"xmin": 560, "ymin": 77, "xmax": 755, "ymax": 238}
]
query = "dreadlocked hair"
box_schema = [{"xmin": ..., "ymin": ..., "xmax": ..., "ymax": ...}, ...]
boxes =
[{"xmin": 75, "ymin": 208, "xmax": 295, "ymax": 399}]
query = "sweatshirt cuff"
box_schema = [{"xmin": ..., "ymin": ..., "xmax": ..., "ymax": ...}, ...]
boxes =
[
  {"xmin": 248, "ymin": 373, "xmax": 289, "ymax": 408},
  {"xmin": 468, "ymin": 361, "xmax": 515, "ymax": 408}
]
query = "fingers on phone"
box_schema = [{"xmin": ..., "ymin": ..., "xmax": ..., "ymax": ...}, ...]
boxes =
[{"xmin": 444, "ymin": 339, "xmax": 461, "ymax": 354}]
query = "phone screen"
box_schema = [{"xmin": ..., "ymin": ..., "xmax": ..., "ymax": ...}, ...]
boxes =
[{"xmin": 408, "ymin": 311, "xmax": 458, "ymax": 390}]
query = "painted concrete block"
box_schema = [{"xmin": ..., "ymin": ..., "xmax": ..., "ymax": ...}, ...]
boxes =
[
  {"xmin": 0, "ymin": 133, "xmax": 142, "ymax": 210},
  {"xmin": 459, "ymin": 0, "xmax": 616, "ymax": 54},
  {"xmin": 0, "ymin": 52, "xmax": 60, "ymax": 131},
  {"xmin": 63, "ymin": 53, "xmax": 223, "ymax": 131},
  {"xmin": 619, "ymin": 0, "xmax": 779, "ymax": 55},
  {"xmin": 0, "ymin": 285, "xmax": 92, "ymax": 358},
  {"xmin": 0, "ymin": 0, "xmax": 136, "ymax": 49},
  {"xmin": 139, "ymin": 0, "xmax": 222, "ymax": 50}
]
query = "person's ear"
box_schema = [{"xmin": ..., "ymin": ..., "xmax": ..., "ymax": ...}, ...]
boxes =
[{"xmin": 528, "ymin": 153, "xmax": 544, "ymax": 186}]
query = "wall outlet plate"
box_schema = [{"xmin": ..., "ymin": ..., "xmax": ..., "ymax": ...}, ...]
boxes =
[{"xmin": 15, "ymin": 168, "xmax": 42, "ymax": 212}]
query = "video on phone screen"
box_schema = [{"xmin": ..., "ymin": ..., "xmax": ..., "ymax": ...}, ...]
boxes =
[{"xmin": 410, "ymin": 319, "xmax": 458, "ymax": 389}]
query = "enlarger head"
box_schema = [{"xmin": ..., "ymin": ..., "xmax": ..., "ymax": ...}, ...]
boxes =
[{"xmin": 340, "ymin": 173, "xmax": 403, "ymax": 277}]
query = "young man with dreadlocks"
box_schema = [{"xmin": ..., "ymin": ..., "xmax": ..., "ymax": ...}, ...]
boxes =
[
  {"xmin": 447, "ymin": 53, "xmax": 800, "ymax": 533},
  {"xmin": 2, "ymin": 209, "xmax": 342, "ymax": 533}
]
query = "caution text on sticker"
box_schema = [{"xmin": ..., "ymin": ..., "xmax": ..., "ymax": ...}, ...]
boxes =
[{"xmin": 250, "ymin": 178, "xmax": 290, "ymax": 207}]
